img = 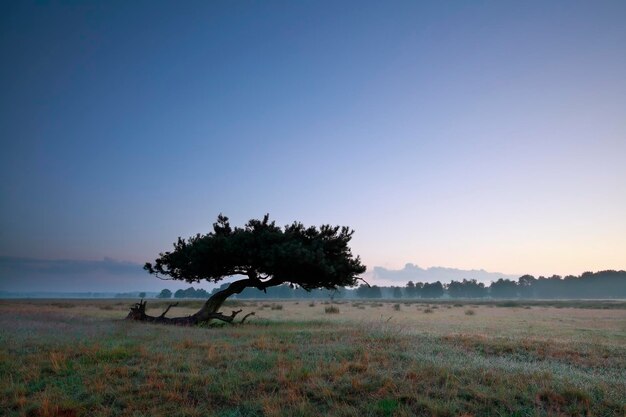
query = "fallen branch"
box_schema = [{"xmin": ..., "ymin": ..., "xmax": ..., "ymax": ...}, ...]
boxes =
[
  {"xmin": 126, "ymin": 301, "xmax": 245, "ymax": 326},
  {"xmin": 240, "ymin": 311, "xmax": 255, "ymax": 324},
  {"xmin": 159, "ymin": 302, "xmax": 179, "ymax": 318}
]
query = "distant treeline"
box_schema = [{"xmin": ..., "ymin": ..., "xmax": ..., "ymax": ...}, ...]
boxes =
[
  {"xmin": 157, "ymin": 270, "xmax": 626, "ymax": 299},
  {"xmin": 156, "ymin": 288, "xmax": 210, "ymax": 299}
]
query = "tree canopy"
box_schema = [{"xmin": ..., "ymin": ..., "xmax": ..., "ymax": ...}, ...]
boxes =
[
  {"xmin": 144, "ymin": 214, "xmax": 366, "ymax": 291},
  {"xmin": 131, "ymin": 214, "xmax": 366, "ymax": 325}
]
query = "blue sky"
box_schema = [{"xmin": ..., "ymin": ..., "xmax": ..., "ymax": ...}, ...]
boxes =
[{"xmin": 1, "ymin": 1, "xmax": 625, "ymax": 290}]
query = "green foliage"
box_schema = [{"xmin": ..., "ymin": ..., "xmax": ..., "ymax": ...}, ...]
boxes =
[
  {"xmin": 392, "ymin": 286, "xmax": 403, "ymax": 298},
  {"xmin": 145, "ymin": 214, "xmax": 366, "ymax": 293},
  {"xmin": 356, "ymin": 284, "xmax": 382, "ymax": 298},
  {"xmin": 447, "ymin": 279, "xmax": 487, "ymax": 298},
  {"xmin": 394, "ymin": 271, "xmax": 626, "ymax": 300},
  {"xmin": 490, "ymin": 278, "xmax": 519, "ymax": 298},
  {"xmin": 516, "ymin": 271, "xmax": 626, "ymax": 299},
  {"xmin": 404, "ymin": 280, "xmax": 421, "ymax": 298},
  {"xmin": 157, "ymin": 289, "xmax": 172, "ymax": 298},
  {"xmin": 375, "ymin": 398, "xmax": 399, "ymax": 416},
  {"xmin": 421, "ymin": 281, "xmax": 444, "ymax": 298},
  {"xmin": 173, "ymin": 287, "xmax": 209, "ymax": 298}
]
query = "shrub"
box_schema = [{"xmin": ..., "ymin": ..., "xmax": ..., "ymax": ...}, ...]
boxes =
[
  {"xmin": 423, "ymin": 308, "xmax": 433, "ymax": 314},
  {"xmin": 497, "ymin": 301, "xmax": 518, "ymax": 308},
  {"xmin": 308, "ymin": 302, "xmax": 315, "ymax": 307},
  {"xmin": 393, "ymin": 304, "xmax": 401, "ymax": 311},
  {"xmin": 51, "ymin": 302, "xmax": 76, "ymax": 308},
  {"xmin": 271, "ymin": 304, "xmax": 283, "ymax": 310},
  {"xmin": 325, "ymin": 306, "xmax": 340, "ymax": 314},
  {"xmin": 465, "ymin": 309, "xmax": 476, "ymax": 316}
]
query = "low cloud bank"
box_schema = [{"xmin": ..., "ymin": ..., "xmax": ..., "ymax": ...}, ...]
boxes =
[
  {"xmin": 0, "ymin": 256, "xmax": 200, "ymax": 293},
  {"xmin": 1, "ymin": 257, "xmax": 519, "ymax": 293},
  {"xmin": 372, "ymin": 263, "xmax": 519, "ymax": 286}
]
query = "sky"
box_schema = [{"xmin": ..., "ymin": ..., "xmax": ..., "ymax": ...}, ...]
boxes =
[{"xmin": 1, "ymin": 1, "xmax": 625, "ymax": 291}]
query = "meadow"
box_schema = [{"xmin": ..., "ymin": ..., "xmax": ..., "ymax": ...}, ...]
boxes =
[{"xmin": 1, "ymin": 299, "xmax": 624, "ymax": 417}]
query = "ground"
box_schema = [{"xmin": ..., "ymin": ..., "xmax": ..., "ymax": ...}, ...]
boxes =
[{"xmin": 1, "ymin": 299, "xmax": 624, "ymax": 417}]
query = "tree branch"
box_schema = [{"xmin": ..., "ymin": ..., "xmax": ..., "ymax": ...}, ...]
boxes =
[
  {"xmin": 207, "ymin": 309, "xmax": 242, "ymax": 324},
  {"xmin": 155, "ymin": 273, "xmax": 175, "ymax": 281},
  {"xmin": 356, "ymin": 276, "xmax": 371, "ymax": 287},
  {"xmin": 240, "ymin": 311, "xmax": 255, "ymax": 324},
  {"xmin": 159, "ymin": 302, "xmax": 179, "ymax": 318},
  {"xmin": 257, "ymin": 276, "xmax": 285, "ymax": 290}
]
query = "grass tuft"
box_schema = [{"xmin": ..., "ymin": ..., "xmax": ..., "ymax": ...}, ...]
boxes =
[{"xmin": 325, "ymin": 305, "xmax": 340, "ymax": 314}]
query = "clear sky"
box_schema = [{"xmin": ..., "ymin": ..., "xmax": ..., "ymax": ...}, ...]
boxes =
[{"xmin": 1, "ymin": 0, "xmax": 625, "ymax": 285}]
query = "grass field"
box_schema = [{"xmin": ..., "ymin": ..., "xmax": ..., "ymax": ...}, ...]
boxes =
[{"xmin": 1, "ymin": 299, "xmax": 625, "ymax": 417}]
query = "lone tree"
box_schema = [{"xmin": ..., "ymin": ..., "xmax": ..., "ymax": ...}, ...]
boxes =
[{"xmin": 127, "ymin": 214, "xmax": 366, "ymax": 325}]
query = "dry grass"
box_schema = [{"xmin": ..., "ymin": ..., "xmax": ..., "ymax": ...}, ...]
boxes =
[{"xmin": 0, "ymin": 299, "xmax": 624, "ymax": 417}]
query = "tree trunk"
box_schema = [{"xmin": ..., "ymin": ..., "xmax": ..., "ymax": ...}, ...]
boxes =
[
  {"xmin": 125, "ymin": 276, "xmax": 275, "ymax": 325},
  {"xmin": 191, "ymin": 282, "xmax": 243, "ymax": 322},
  {"xmin": 126, "ymin": 299, "xmax": 244, "ymax": 325}
]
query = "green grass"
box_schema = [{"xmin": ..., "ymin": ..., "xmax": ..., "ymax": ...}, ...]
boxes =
[{"xmin": 1, "ymin": 300, "xmax": 625, "ymax": 416}]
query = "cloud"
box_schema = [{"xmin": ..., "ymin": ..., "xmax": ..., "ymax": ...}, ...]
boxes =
[
  {"xmin": 0, "ymin": 256, "xmax": 199, "ymax": 292},
  {"xmin": 1, "ymin": 257, "xmax": 521, "ymax": 293},
  {"xmin": 371, "ymin": 263, "xmax": 519, "ymax": 286},
  {"xmin": 0, "ymin": 256, "xmax": 143, "ymax": 276}
]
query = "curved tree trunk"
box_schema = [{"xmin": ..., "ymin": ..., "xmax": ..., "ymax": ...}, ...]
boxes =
[
  {"xmin": 126, "ymin": 275, "xmax": 280, "ymax": 325},
  {"xmin": 192, "ymin": 279, "xmax": 248, "ymax": 322}
]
